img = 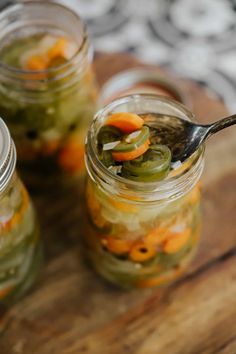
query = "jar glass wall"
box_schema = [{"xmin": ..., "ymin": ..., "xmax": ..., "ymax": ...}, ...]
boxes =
[
  {"xmin": 0, "ymin": 2, "xmax": 98, "ymax": 188},
  {"xmin": 85, "ymin": 95, "xmax": 204, "ymax": 288},
  {"xmin": 0, "ymin": 119, "xmax": 42, "ymax": 305}
]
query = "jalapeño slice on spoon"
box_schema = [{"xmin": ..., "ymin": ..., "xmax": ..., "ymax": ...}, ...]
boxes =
[{"xmin": 113, "ymin": 126, "xmax": 149, "ymax": 152}]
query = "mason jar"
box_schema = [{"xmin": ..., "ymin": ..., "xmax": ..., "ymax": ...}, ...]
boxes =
[
  {"xmin": 0, "ymin": 2, "xmax": 98, "ymax": 188},
  {"xmin": 0, "ymin": 118, "xmax": 42, "ymax": 305},
  {"xmin": 85, "ymin": 95, "xmax": 204, "ymax": 289}
]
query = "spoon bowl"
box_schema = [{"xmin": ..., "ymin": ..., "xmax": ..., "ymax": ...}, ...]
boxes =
[{"xmin": 144, "ymin": 113, "xmax": 236, "ymax": 162}]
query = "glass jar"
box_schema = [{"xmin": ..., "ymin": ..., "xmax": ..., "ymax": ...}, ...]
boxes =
[
  {"xmin": 0, "ymin": 2, "xmax": 98, "ymax": 188},
  {"xmin": 85, "ymin": 95, "xmax": 204, "ymax": 289},
  {"xmin": 0, "ymin": 118, "xmax": 42, "ymax": 305}
]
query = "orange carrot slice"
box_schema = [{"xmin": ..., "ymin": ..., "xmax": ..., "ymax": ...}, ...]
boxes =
[
  {"xmin": 163, "ymin": 229, "xmax": 191, "ymax": 254},
  {"xmin": 103, "ymin": 237, "xmax": 132, "ymax": 255},
  {"xmin": 105, "ymin": 113, "xmax": 144, "ymax": 133},
  {"xmin": 47, "ymin": 37, "xmax": 67, "ymax": 60},
  {"xmin": 58, "ymin": 137, "xmax": 85, "ymax": 175},
  {"xmin": 129, "ymin": 241, "xmax": 157, "ymax": 262},
  {"xmin": 26, "ymin": 55, "xmax": 48, "ymax": 71},
  {"xmin": 112, "ymin": 139, "xmax": 150, "ymax": 162},
  {"xmin": 145, "ymin": 227, "xmax": 171, "ymax": 246}
]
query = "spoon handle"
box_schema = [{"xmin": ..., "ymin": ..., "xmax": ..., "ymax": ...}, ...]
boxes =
[{"xmin": 207, "ymin": 114, "xmax": 236, "ymax": 136}]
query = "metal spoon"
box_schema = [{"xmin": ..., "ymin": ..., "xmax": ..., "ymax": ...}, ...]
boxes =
[{"xmin": 145, "ymin": 113, "xmax": 236, "ymax": 162}]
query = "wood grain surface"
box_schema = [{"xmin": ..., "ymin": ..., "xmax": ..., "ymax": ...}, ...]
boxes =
[{"xmin": 0, "ymin": 53, "xmax": 235, "ymax": 354}]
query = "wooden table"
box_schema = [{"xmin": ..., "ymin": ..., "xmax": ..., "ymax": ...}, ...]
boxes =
[{"xmin": 0, "ymin": 53, "xmax": 236, "ymax": 354}]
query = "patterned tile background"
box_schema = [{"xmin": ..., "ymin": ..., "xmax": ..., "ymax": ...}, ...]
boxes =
[
  {"xmin": 3, "ymin": 0, "xmax": 236, "ymax": 112},
  {"xmin": 58, "ymin": 0, "xmax": 236, "ymax": 113}
]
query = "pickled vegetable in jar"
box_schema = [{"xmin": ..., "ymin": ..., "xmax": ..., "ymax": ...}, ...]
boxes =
[
  {"xmin": 85, "ymin": 95, "xmax": 204, "ymax": 289},
  {"xmin": 0, "ymin": 118, "xmax": 42, "ymax": 305},
  {"xmin": 0, "ymin": 2, "xmax": 98, "ymax": 188}
]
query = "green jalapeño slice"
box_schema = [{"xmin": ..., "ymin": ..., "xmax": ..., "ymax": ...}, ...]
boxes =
[
  {"xmin": 122, "ymin": 144, "xmax": 171, "ymax": 181},
  {"xmin": 113, "ymin": 126, "xmax": 150, "ymax": 152}
]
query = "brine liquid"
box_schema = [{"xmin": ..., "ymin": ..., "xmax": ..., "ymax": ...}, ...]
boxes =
[
  {"xmin": 85, "ymin": 178, "xmax": 201, "ymax": 289},
  {"xmin": 0, "ymin": 179, "xmax": 42, "ymax": 305}
]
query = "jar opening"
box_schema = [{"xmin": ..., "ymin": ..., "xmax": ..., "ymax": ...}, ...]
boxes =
[{"xmin": 86, "ymin": 94, "xmax": 204, "ymax": 202}]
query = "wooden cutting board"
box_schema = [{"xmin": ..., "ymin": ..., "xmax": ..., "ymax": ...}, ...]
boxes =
[{"xmin": 0, "ymin": 53, "xmax": 236, "ymax": 354}]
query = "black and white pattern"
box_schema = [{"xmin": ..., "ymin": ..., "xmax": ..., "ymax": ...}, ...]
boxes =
[
  {"xmin": 3, "ymin": 0, "xmax": 236, "ymax": 111},
  {"xmin": 57, "ymin": 0, "xmax": 236, "ymax": 112}
]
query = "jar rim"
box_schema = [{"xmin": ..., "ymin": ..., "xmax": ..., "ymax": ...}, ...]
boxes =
[
  {"xmin": 0, "ymin": 1, "xmax": 89, "ymax": 80},
  {"xmin": 0, "ymin": 117, "xmax": 16, "ymax": 193},
  {"xmin": 100, "ymin": 68, "xmax": 191, "ymax": 107},
  {"xmin": 86, "ymin": 94, "xmax": 204, "ymax": 202}
]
